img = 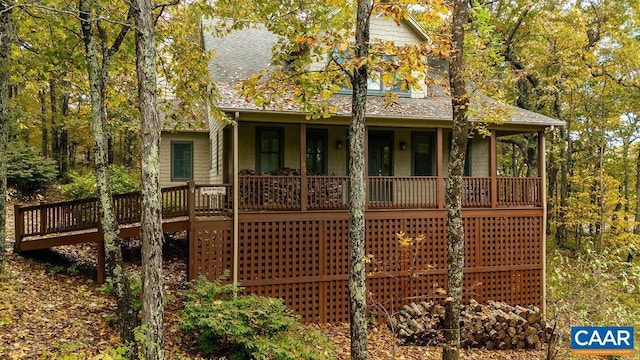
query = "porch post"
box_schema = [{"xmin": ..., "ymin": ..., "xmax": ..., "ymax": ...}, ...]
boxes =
[
  {"xmin": 436, "ymin": 128, "xmax": 444, "ymax": 209},
  {"xmin": 364, "ymin": 127, "xmax": 369, "ymax": 209},
  {"xmin": 300, "ymin": 123, "xmax": 307, "ymax": 211},
  {"xmin": 232, "ymin": 117, "xmax": 239, "ymax": 285},
  {"xmin": 490, "ymin": 130, "xmax": 497, "ymax": 208},
  {"xmin": 538, "ymin": 130, "xmax": 547, "ymax": 315}
]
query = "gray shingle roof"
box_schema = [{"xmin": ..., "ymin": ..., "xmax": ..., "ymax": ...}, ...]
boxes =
[{"xmin": 204, "ymin": 22, "xmax": 564, "ymax": 128}]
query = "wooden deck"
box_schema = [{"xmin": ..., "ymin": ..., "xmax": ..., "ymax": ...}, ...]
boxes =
[{"xmin": 14, "ymin": 177, "xmax": 544, "ymax": 319}]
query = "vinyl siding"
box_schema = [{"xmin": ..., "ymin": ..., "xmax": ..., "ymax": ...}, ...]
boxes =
[{"xmin": 160, "ymin": 131, "xmax": 211, "ymax": 187}]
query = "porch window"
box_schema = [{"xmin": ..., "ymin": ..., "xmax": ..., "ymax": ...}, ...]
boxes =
[
  {"xmin": 257, "ymin": 127, "xmax": 283, "ymax": 173},
  {"xmin": 171, "ymin": 141, "xmax": 193, "ymax": 181},
  {"xmin": 412, "ymin": 132, "xmax": 435, "ymax": 176},
  {"xmin": 306, "ymin": 129, "xmax": 327, "ymax": 174}
]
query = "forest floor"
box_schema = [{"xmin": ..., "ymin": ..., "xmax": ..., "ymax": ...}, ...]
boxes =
[{"xmin": 0, "ymin": 204, "xmax": 547, "ymax": 359}]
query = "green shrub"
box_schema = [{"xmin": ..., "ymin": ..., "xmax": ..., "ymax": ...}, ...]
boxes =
[
  {"xmin": 7, "ymin": 139, "xmax": 58, "ymax": 192},
  {"xmin": 179, "ymin": 275, "xmax": 333, "ymax": 360},
  {"xmin": 62, "ymin": 166, "xmax": 140, "ymax": 199}
]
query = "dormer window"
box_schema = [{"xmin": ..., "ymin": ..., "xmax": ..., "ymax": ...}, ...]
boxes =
[{"xmin": 334, "ymin": 51, "xmax": 410, "ymax": 97}]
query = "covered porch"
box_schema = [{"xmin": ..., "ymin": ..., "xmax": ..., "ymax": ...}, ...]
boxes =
[{"xmin": 217, "ymin": 120, "xmax": 545, "ymax": 212}]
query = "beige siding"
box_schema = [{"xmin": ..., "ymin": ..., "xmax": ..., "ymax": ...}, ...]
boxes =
[
  {"xmin": 160, "ymin": 131, "xmax": 211, "ymax": 188},
  {"xmin": 370, "ymin": 15, "xmax": 423, "ymax": 46},
  {"xmin": 470, "ymin": 138, "xmax": 489, "ymax": 177},
  {"xmin": 310, "ymin": 16, "xmax": 429, "ymax": 98},
  {"xmin": 442, "ymin": 132, "xmax": 489, "ymax": 177},
  {"xmin": 208, "ymin": 115, "xmax": 226, "ymax": 184},
  {"xmin": 327, "ymin": 127, "xmax": 348, "ymax": 175}
]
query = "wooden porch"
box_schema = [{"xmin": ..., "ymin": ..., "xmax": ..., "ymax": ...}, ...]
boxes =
[{"xmin": 14, "ymin": 175, "xmax": 545, "ymax": 321}]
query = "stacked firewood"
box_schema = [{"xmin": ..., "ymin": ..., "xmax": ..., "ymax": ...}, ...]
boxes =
[{"xmin": 390, "ymin": 299, "xmax": 552, "ymax": 350}]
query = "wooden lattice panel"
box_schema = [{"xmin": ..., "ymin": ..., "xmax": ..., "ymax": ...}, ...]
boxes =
[
  {"xmin": 403, "ymin": 217, "xmax": 447, "ymax": 271},
  {"xmin": 191, "ymin": 210, "xmax": 544, "ymax": 323},
  {"xmin": 237, "ymin": 220, "xmax": 322, "ymax": 282},
  {"xmin": 190, "ymin": 221, "xmax": 233, "ymax": 281},
  {"xmin": 324, "ymin": 219, "xmax": 350, "ymax": 276},
  {"xmin": 245, "ymin": 282, "xmax": 323, "ymax": 322},
  {"xmin": 324, "ymin": 280, "xmax": 349, "ymax": 323}
]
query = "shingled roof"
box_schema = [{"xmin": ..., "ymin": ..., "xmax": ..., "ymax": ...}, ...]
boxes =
[{"xmin": 203, "ymin": 19, "xmax": 564, "ymax": 128}]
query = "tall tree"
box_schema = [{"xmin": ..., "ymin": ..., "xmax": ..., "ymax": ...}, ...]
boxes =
[
  {"xmin": 78, "ymin": 0, "xmax": 138, "ymax": 354},
  {"xmin": 443, "ymin": 0, "xmax": 470, "ymax": 358},
  {"xmin": 349, "ymin": 2, "xmax": 371, "ymax": 359},
  {"xmin": 132, "ymin": 0, "xmax": 164, "ymax": 357},
  {"xmin": 0, "ymin": 0, "xmax": 13, "ymax": 276}
]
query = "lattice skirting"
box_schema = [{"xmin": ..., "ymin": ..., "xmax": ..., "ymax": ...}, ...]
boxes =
[{"xmin": 189, "ymin": 209, "xmax": 543, "ymax": 323}]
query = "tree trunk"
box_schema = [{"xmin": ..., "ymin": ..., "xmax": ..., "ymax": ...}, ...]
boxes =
[
  {"xmin": 50, "ymin": 79, "xmax": 60, "ymax": 173},
  {"xmin": 443, "ymin": 0, "xmax": 470, "ymax": 359},
  {"xmin": 39, "ymin": 89, "xmax": 48, "ymax": 157},
  {"xmin": 0, "ymin": 0, "xmax": 13, "ymax": 275},
  {"xmin": 633, "ymin": 147, "xmax": 640, "ymax": 235},
  {"xmin": 348, "ymin": 1, "xmax": 372, "ymax": 360},
  {"xmin": 60, "ymin": 93, "xmax": 70, "ymax": 175},
  {"xmin": 132, "ymin": 0, "xmax": 164, "ymax": 358},
  {"xmin": 79, "ymin": 0, "xmax": 138, "ymax": 356}
]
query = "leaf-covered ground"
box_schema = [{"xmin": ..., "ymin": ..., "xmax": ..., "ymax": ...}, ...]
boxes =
[{"xmin": 1, "ymin": 205, "xmax": 544, "ymax": 359}]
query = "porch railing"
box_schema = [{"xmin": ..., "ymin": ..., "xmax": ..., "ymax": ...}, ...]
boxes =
[
  {"xmin": 15, "ymin": 176, "xmax": 542, "ymax": 241},
  {"xmin": 239, "ymin": 175, "xmax": 302, "ymax": 211},
  {"xmin": 497, "ymin": 177, "xmax": 541, "ymax": 207},
  {"xmin": 368, "ymin": 176, "xmax": 438, "ymax": 209},
  {"xmin": 462, "ymin": 177, "xmax": 491, "ymax": 208},
  {"xmin": 307, "ymin": 176, "xmax": 350, "ymax": 210}
]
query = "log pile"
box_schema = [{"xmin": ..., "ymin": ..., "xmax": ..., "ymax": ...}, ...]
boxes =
[
  {"xmin": 390, "ymin": 300, "xmax": 552, "ymax": 350},
  {"xmin": 239, "ymin": 168, "xmax": 344, "ymax": 208}
]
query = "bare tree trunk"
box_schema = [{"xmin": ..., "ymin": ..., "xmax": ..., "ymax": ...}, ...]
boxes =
[
  {"xmin": 443, "ymin": 0, "xmax": 470, "ymax": 359},
  {"xmin": 0, "ymin": 0, "xmax": 13, "ymax": 276},
  {"xmin": 50, "ymin": 79, "xmax": 60, "ymax": 173},
  {"xmin": 348, "ymin": 1, "xmax": 372, "ymax": 360},
  {"xmin": 132, "ymin": 0, "xmax": 164, "ymax": 358},
  {"xmin": 79, "ymin": 1, "xmax": 137, "ymax": 356}
]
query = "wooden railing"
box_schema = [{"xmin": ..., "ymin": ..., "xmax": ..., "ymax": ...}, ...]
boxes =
[
  {"xmin": 307, "ymin": 176, "xmax": 349, "ymax": 210},
  {"xmin": 194, "ymin": 184, "xmax": 233, "ymax": 216},
  {"xmin": 497, "ymin": 177, "xmax": 541, "ymax": 207},
  {"xmin": 239, "ymin": 175, "xmax": 302, "ymax": 211},
  {"xmin": 16, "ymin": 185, "xmax": 193, "ymax": 240},
  {"xmin": 15, "ymin": 176, "xmax": 543, "ymax": 241},
  {"xmin": 462, "ymin": 177, "xmax": 491, "ymax": 208},
  {"xmin": 368, "ymin": 176, "xmax": 438, "ymax": 209}
]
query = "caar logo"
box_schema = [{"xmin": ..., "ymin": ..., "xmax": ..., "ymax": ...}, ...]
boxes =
[{"xmin": 571, "ymin": 326, "xmax": 634, "ymax": 356}]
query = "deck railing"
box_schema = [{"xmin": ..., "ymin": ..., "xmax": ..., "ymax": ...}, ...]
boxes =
[
  {"xmin": 497, "ymin": 177, "xmax": 541, "ymax": 207},
  {"xmin": 15, "ymin": 176, "xmax": 542, "ymax": 240},
  {"xmin": 368, "ymin": 176, "xmax": 438, "ymax": 209},
  {"xmin": 462, "ymin": 177, "xmax": 492, "ymax": 208},
  {"xmin": 194, "ymin": 184, "xmax": 233, "ymax": 216},
  {"xmin": 307, "ymin": 176, "xmax": 350, "ymax": 210},
  {"xmin": 239, "ymin": 175, "xmax": 302, "ymax": 211}
]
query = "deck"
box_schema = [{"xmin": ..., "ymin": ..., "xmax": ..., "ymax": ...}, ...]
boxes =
[{"xmin": 14, "ymin": 176, "xmax": 543, "ymax": 316}]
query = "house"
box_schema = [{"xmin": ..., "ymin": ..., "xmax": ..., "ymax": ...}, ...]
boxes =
[{"xmin": 156, "ymin": 14, "xmax": 563, "ymax": 322}]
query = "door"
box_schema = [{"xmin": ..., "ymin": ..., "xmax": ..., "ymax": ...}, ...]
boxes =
[{"xmin": 368, "ymin": 131, "xmax": 393, "ymax": 202}]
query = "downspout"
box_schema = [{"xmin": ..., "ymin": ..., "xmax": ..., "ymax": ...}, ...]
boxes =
[{"xmin": 233, "ymin": 112, "xmax": 239, "ymax": 285}]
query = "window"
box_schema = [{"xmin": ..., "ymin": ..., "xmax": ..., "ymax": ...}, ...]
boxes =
[
  {"xmin": 171, "ymin": 141, "xmax": 193, "ymax": 181},
  {"xmin": 306, "ymin": 129, "xmax": 327, "ymax": 175},
  {"xmin": 256, "ymin": 127, "xmax": 283, "ymax": 173},
  {"xmin": 412, "ymin": 132, "xmax": 434, "ymax": 176},
  {"xmin": 334, "ymin": 51, "xmax": 409, "ymax": 96}
]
